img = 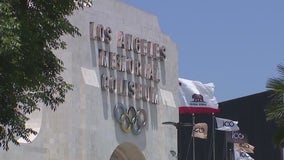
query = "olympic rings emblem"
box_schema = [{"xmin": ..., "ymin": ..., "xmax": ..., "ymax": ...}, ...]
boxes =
[
  {"xmin": 113, "ymin": 103, "xmax": 147, "ymax": 135},
  {"xmin": 240, "ymin": 143, "xmax": 250, "ymax": 149},
  {"xmin": 223, "ymin": 121, "xmax": 235, "ymax": 127},
  {"xmin": 240, "ymin": 152, "xmax": 249, "ymax": 158},
  {"xmin": 193, "ymin": 128, "xmax": 205, "ymax": 133},
  {"xmin": 232, "ymin": 132, "xmax": 245, "ymax": 140}
]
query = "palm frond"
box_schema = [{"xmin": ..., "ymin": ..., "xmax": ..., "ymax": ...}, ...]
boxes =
[
  {"xmin": 273, "ymin": 127, "xmax": 284, "ymax": 147},
  {"xmin": 266, "ymin": 78, "xmax": 284, "ymax": 93},
  {"xmin": 265, "ymin": 62, "xmax": 284, "ymax": 148},
  {"xmin": 277, "ymin": 64, "xmax": 284, "ymax": 78}
]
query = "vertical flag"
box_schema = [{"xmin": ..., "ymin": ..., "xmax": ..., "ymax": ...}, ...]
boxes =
[
  {"xmin": 178, "ymin": 78, "xmax": 220, "ymax": 114},
  {"xmin": 234, "ymin": 146, "xmax": 255, "ymax": 160},
  {"xmin": 226, "ymin": 131, "xmax": 248, "ymax": 143},
  {"xmin": 234, "ymin": 151, "xmax": 254, "ymax": 160},
  {"xmin": 192, "ymin": 123, "xmax": 208, "ymax": 139},
  {"xmin": 215, "ymin": 117, "xmax": 240, "ymax": 131},
  {"xmin": 234, "ymin": 143, "xmax": 255, "ymax": 154}
]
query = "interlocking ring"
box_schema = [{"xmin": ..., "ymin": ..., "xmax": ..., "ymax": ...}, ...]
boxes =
[
  {"xmin": 193, "ymin": 128, "xmax": 205, "ymax": 133},
  {"xmin": 240, "ymin": 152, "xmax": 249, "ymax": 158},
  {"xmin": 223, "ymin": 121, "xmax": 235, "ymax": 127},
  {"xmin": 114, "ymin": 103, "xmax": 126, "ymax": 123},
  {"xmin": 232, "ymin": 132, "xmax": 245, "ymax": 140},
  {"xmin": 240, "ymin": 143, "xmax": 250, "ymax": 149},
  {"xmin": 113, "ymin": 103, "xmax": 147, "ymax": 135}
]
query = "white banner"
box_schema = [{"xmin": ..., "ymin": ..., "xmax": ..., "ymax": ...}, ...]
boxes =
[
  {"xmin": 178, "ymin": 78, "xmax": 219, "ymax": 114},
  {"xmin": 215, "ymin": 117, "xmax": 240, "ymax": 132},
  {"xmin": 234, "ymin": 151, "xmax": 254, "ymax": 160}
]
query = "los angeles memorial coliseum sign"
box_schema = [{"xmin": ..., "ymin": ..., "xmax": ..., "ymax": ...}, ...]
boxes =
[{"xmin": 90, "ymin": 22, "xmax": 166, "ymax": 104}]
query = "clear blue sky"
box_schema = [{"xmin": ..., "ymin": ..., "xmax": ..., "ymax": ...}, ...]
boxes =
[{"xmin": 120, "ymin": 0, "xmax": 284, "ymax": 102}]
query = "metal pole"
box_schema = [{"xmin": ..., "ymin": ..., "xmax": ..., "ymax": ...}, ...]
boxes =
[
  {"xmin": 192, "ymin": 114, "xmax": 195, "ymax": 160},
  {"xmin": 212, "ymin": 113, "xmax": 216, "ymax": 160},
  {"xmin": 225, "ymin": 135, "xmax": 228, "ymax": 160},
  {"xmin": 229, "ymin": 148, "xmax": 232, "ymax": 160}
]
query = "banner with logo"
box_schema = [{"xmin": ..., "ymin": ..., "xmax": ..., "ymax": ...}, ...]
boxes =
[
  {"xmin": 215, "ymin": 117, "xmax": 240, "ymax": 131},
  {"xmin": 192, "ymin": 123, "xmax": 208, "ymax": 139},
  {"xmin": 226, "ymin": 131, "xmax": 248, "ymax": 143},
  {"xmin": 178, "ymin": 78, "xmax": 220, "ymax": 114},
  {"xmin": 234, "ymin": 151, "xmax": 254, "ymax": 160},
  {"xmin": 234, "ymin": 143, "xmax": 255, "ymax": 154}
]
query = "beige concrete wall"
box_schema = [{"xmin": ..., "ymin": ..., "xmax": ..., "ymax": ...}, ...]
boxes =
[{"xmin": 0, "ymin": 0, "xmax": 179, "ymax": 159}]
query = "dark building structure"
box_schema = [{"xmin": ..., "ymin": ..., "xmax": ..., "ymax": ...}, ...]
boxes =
[{"xmin": 179, "ymin": 90, "xmax": 281, "ymax": 160}]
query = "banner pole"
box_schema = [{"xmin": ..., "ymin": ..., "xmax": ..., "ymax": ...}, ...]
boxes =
[
  {"xmin": 212, "ymin": 113, "xmax": 216, "ymax": 160},
  {"xmin": 229, "ymin": 148, "xmax": 233, "ymax": 160},
  {"xmin": 192, "ymin": 113, "xmax": 195, "ymax": 160},
  {"xmin": 225, "ymin": 134, "xmax": 228, "ymax": 160}
]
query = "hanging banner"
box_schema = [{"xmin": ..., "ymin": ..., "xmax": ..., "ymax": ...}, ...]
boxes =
[
  {"xmin": 234, "ymin": 143, "xmax": 255, "ymax": 154},
  {"xmin": 234, "ymin": 151, "xmax": 254, "ymax": 160},
  {"xmin": 192, "ymin": 123, "xmax": 208, "ymax": 139},
  {"xmin": 215, "ymin": 117, "xmax": 240, "ymax": 132},
  {"xmin": 226, "ymin": 131, "xmax": 248, "ymax": 143},
  {"xmin": 178, "ymin": 78, "xmax": 220, "ymax": 114}
]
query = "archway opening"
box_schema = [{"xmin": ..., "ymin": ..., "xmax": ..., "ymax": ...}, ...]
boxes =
[{"xmin": 110, "ymin": 142, "xmax": 145, "ymax": 160}]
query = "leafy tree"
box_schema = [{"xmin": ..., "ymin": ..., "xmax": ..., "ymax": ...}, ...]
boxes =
[
  {"xmin": 266, "ymin": 63, "xmax": 284, "ymax": 147},
  {"xmin": 0, "ymin": 0, "xmax": 92, "ymax": 150}
]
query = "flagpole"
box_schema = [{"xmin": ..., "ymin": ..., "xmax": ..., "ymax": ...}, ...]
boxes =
[
  {"xmin": 230, "ymin": 148, "xmax": 234, "ymax": 160},
  {"xmin": 225, "ymin": 134, "xmax": 228, "ymax": 160},
  {"xmin": 192, "ymin": 113, "xmax": 196, "ymax": 160},
  {"xmin": 212, "ymin": 113, "xmax": 216, "ymax": 160}
]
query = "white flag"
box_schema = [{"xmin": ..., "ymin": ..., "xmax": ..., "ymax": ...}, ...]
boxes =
[
  {"xmin": 215, "ymin": 117, "xmax": 240, "ymax": 131},
  {"xmin": 234, "ymin": 151, "xmax": 254, "ymax": 160},
  {"xmin": 178, "ymin": 78, "xmax": 220, "ymax": 114}
]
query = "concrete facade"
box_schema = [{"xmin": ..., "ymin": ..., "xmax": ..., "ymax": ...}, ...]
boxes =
[{"xmin": 0, "ymin": 0, "xmax": 179, "ymax": 159}]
